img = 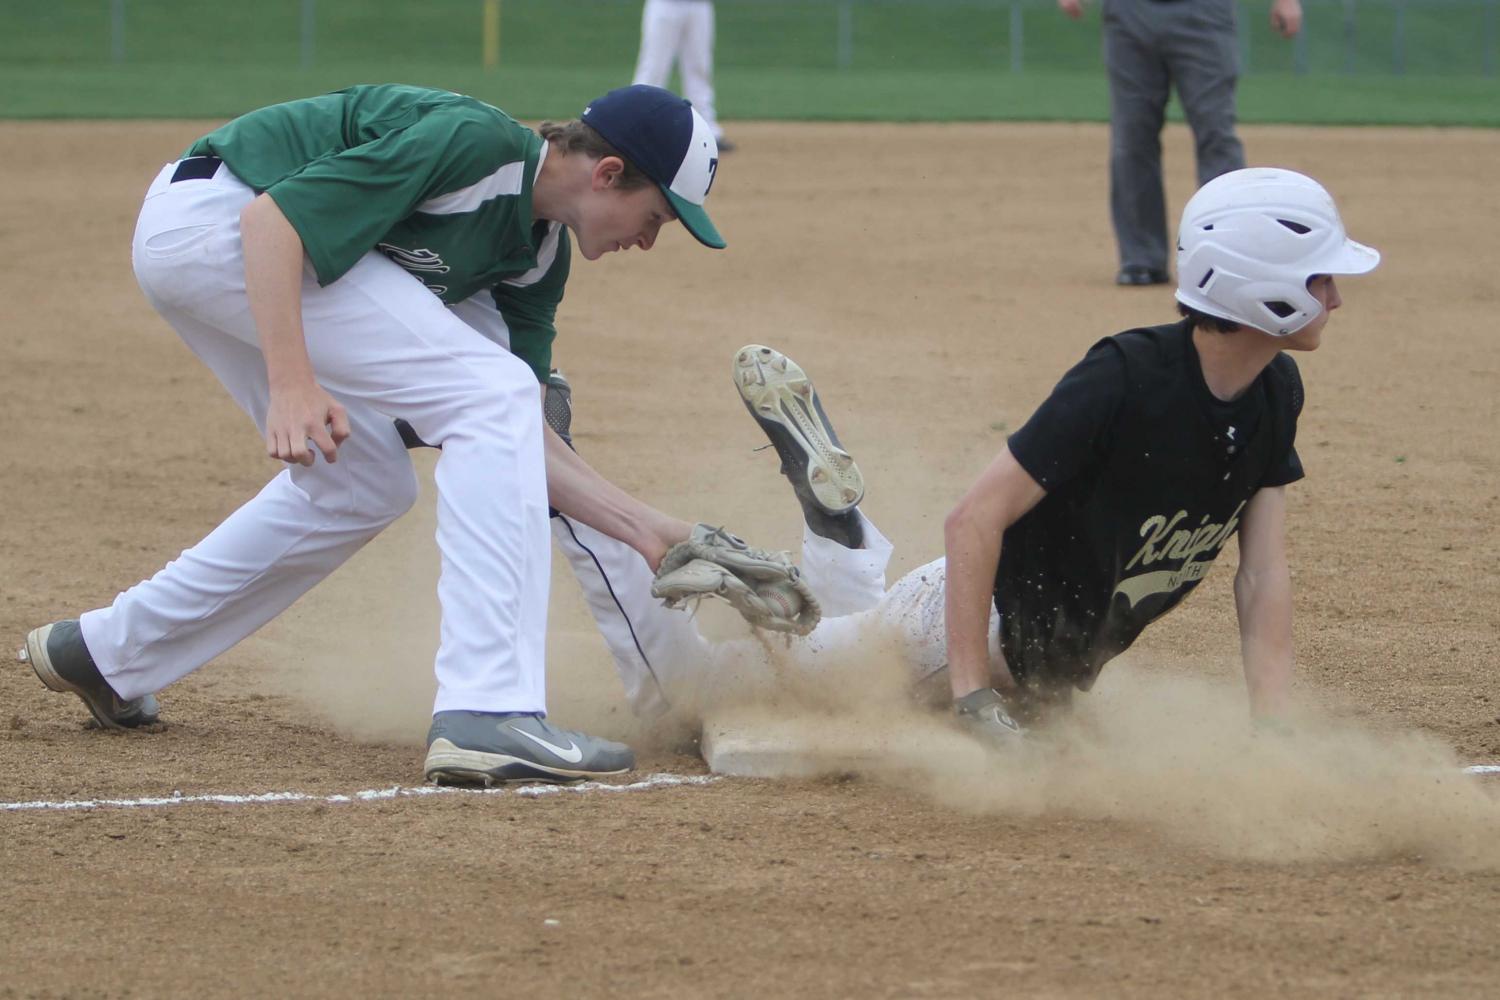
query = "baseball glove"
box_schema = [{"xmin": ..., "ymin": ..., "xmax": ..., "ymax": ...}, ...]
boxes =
[{"xmin": 651, "ymin": 523, "xmax": 821, "ymax": 636}]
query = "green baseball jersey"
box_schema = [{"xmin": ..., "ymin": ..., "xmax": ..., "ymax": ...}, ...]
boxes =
[{"xmin": 186, "ymin": 84, "xmax": 568, "ymax": 381}]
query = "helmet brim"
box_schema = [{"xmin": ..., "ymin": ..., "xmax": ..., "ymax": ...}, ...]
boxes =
[{"xmin": 1317, "ymin": 237, "xmax": 1381, "ymax": 276}]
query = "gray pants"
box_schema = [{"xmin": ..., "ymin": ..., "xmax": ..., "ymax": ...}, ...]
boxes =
[{"xmin": 1103, "ymin": 0, "xmax": 1245, "ymax": 272}]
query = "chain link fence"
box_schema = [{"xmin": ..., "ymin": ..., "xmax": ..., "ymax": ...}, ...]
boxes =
[{"xmin": 7, "ymin": 0, "xmax": 1497, "ymax": 77}]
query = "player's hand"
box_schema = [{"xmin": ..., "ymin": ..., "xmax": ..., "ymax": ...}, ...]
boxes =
[
  {"xmin": 265, "ymin": 379, "xmax": 350, "ymax": 466},
  {"xmin": 954, "ymin": 687, "xmax": 1026, "ymax": 747},
  {"xmin": 1057, "ymin": 0, "xmax": 1085, "ymax": 18},
  {"xmin": 1270, "ymin": 0, "xmax": 1302, "ymax": 38}
]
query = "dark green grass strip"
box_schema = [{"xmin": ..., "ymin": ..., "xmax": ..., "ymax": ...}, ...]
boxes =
[{"xmin": 2, "ymin": 64, "xmax": 1495, "ymax": 126}]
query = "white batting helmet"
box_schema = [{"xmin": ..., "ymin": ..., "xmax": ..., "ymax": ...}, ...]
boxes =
[{"xmin": 1175, "ymin": 168, "xmax": 1380, "ymax": 336}]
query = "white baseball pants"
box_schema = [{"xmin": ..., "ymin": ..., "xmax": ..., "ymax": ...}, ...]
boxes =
[
  {"xmin": 632, "ymin": 0, "xmax": 724, "ymax": 140},
  {"xmin": 551, "ymin": 511, "xmax": 1001, "ymax": 717},
  {"xmin": 82, "ymin": 161, "xmax": 552, "ymax": 715}
]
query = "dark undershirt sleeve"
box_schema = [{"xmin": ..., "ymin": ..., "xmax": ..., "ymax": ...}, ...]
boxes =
[
  {"xmin": 1006, "ymin": 338, "xmax": 1128, "ymax": 491},
  {"xmin": 1262, "ymin": 443, "xmax": 1304, "ymax": 487}
]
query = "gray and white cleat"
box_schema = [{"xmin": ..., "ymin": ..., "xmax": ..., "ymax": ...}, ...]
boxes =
[
  {"xmin": 21, "ymin": 620, "xmax": 160, "ymax": 729},
  {"xmin": 733, "ymin": 344, "xmax": 864, "ymax": 514},
  {"xmin": 424, "ymin": 711, "xmax": 634, "ymax": 786}
]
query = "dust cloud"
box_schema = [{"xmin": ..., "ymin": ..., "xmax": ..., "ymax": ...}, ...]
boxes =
[
  {"xmin": 245, "ymin": 459, "xmax": 1497, "ymax": 869},
  {"xmin": 707, "ymin": 644, "xmax": 1500, "ymax": 869},
  {"xmin": 642, "ymin": 602, "xmax": 1500, "ymax": 868},
  {"xmin": 927, "ymin": 664, "xmax": 1500, "ymax": 868}
]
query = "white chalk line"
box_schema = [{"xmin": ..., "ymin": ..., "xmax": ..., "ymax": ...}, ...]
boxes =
[
  {"xmin": 3, "ymin": 766, "xmax": 1496, "ymax": 814},
  {"xmin": 0, "ymin": 772, "xmax": 720, "ymax": 813}
]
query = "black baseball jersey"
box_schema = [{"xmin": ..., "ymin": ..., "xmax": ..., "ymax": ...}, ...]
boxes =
[{"xmin": 995, "ymin": 319, "xmax": 1304, "ymax": 691}]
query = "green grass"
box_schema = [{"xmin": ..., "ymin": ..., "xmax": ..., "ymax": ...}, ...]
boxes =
[
  {"xmin": 1, "ymin": 63, "xmax": 1494, "ymax": 125},
  {"xmin": 1, "ymin": 0, "xmax": 1495, "ymax": 124}
]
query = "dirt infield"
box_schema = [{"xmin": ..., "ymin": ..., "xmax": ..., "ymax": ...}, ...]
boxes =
[{"xmin": 3, "ymin": 119, "xmax": 1499, "ymax": 997}]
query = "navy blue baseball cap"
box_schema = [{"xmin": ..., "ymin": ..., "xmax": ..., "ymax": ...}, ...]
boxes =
[{"xmin": 581, "ymin": 85, "xmax": 725, "ymax": 250}]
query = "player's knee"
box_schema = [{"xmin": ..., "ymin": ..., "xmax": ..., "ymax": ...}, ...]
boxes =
[
  {"xmin": 297, "ymin": 460, "xmax": 419, "ymax": 526},
  {"xmin": 453, "ymin": 364, "xmax": 544, "ymax": 436},
  {"xmin": 366, "ymin": 463, "xmax": 421, "ymax": 523}
]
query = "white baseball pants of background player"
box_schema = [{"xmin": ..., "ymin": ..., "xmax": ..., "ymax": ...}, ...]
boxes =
[
  {"xmin": 83, "ymin": 161, "xmax": 552, "ymax": 715},
  {"xmin": 552, "ymin": 510, "xmax": 1002, "ymax": 717},
  {"xmin": 632, "ymin": 0, "xmax": 725, "ymax": 142}
]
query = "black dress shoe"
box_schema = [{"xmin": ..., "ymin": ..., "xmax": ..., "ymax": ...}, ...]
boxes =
[{"xmin": 1116, "ymin": 265, "xmax": 1170, "ymax": 286}]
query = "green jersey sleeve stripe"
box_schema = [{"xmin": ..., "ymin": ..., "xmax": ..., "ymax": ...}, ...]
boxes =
[
  {"xmin": 501, "ymin": 223, "xmax": 564, "ymax": 289},
  {"xmin": 417, "ymin": 159, "xmax": 528, "ymax": 215}
]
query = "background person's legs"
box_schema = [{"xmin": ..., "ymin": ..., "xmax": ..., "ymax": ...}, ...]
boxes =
[
  {"xmin": 632, "ymin": 0, "xmax": 688, "ymax": 88},
  {"xmin": 1103, "ymin": 0, "xmax": 1173, "ymax": 279},
  {"xmin": 1163, "ymin": 0, "xmax": 1246, "ymax": 186},
  {"xmin": 677, "ymin": 0, "xmax": 725, "ymax": 142}
]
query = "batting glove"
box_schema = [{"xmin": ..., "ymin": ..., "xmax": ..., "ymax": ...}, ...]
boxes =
[{"xmin": 954, "ymin": 687, "xmax": 1026, "ymax": 747}]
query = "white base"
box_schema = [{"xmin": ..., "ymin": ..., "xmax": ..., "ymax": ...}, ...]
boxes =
[{"xmin": 699, "ymin": 709, "xmax": 903, "ymax": 778}]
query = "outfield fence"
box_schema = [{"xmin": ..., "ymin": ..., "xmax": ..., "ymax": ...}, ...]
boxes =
[{"xmin": 7, "ymin": 0, "xmax": 1497, "ymax": 78}]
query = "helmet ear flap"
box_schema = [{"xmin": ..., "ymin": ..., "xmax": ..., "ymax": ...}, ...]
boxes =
[
  {"xmin": 1177, "ymin": 239, "xmax": 1218, "ymax": 291},
  {"xmin": 1174, "ymin": 246, "xmax": 1240, "ymax": 328},
  {"xmin": 1247, "ymin": 280, "xmax": 1324, "ymax": 336}
]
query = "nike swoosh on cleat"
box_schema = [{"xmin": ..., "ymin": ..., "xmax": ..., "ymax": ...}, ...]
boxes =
[{"xmin": 507, "ymin": 725, "xmax": 585, "ymax": 763}]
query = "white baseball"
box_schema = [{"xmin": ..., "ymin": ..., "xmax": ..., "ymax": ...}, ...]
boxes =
[{"xmin": 757, "ymin": 584, "xmax": 801, "ymax": 619}]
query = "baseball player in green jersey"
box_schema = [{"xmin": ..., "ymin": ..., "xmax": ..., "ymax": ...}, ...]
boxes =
[{"xmin": 19, "ymin": 83, "xmax": 729, "ymax": 785}]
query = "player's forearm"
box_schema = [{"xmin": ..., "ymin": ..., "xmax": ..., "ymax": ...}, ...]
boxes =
[
  {"xmin": 1235, "ymin": 567, "xmax": 1294, "ymax": 719},
  {"xmin": 544, "ymin": 426, "xmax": 688, "ymax": 569},
  {"xmin": 241, "ymin": 194, "xmax": 314, "ymax": 389},
  {"xmin": 943, "ymin": 504, "xmax": 1012, "ymax": 698}
]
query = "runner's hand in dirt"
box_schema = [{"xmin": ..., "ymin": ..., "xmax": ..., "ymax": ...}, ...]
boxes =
[
  {"xmin": 954, "ymin": 687, "xmax": 1026, "ymax": 747},
  {"xmin": 266, "ymin": 378, "xmax": 350, "ymax": 466}
]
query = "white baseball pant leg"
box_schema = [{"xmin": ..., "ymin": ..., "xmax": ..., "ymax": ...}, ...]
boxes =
[
  {"xmin": 871, "ymin": 557, "xmax": 1003, "ymax": 686},
  {"xmin": 82, "ymin": 161, "xmax": 551, "ymax": 715},
  {"xmin": 675, "ymin": 1, "xmax": 724, "ymax": 141},
  {"xmin": 553, "ymin": 510, "xmax": 893, "ymax": 715},
  {"xmin": 632, "ymin": 0, "xmax": 688, "ymax": 89},
  {"xmin": 550, "ymin": 512, "xmax": 707, "ymax": 719}
]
